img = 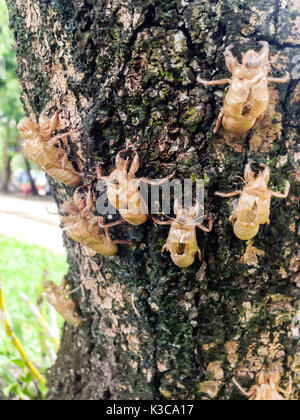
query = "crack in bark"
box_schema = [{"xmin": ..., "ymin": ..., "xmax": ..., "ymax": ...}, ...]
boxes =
[{"xmin": 274, "ymin": 0, "xmax": 281, "ymax": 36}]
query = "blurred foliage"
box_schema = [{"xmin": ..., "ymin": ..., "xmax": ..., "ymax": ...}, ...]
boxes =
[
  {"xmin": 0, "ymin": 360, "xmax": 48, "ymax": 400},
  {"xmin": 0, "ymin": 0, "xmax": 24, "ymax": 173},
  {"xmin": 0, "ymin": 236, "xmax": 68, "ymax": 399},
  {"xmin": 0, "ymin": 0, "xmax": 23, "ymax": 120}
]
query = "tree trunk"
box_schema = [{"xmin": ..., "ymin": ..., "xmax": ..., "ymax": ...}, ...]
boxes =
[
  {"xmin": 24, "ymin": 156, "xmax": 39, "ymax": 196},
  {"xmin": 6, "ymin": 0, "xmax": 299, "ymax": 400},
  {"xmin": 1, "ymin": 139, "xmax": 12, "ymax": 193}
]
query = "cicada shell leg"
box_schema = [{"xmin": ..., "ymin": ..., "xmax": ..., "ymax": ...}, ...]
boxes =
[
  {"xmin": 268, "ymin": 72, "xmax": 290, "ymax": 84},
  {"xmin": 232, "ymin": 377, "xmax": 253, "ymax": 398},
  {"xmin": 215, "ymin": 190, "xmax": 242, "ymax": 198},
  {"xmin": 129, "ymin": 150, "xmax": 140, "ymax": 175},
  {"xmin": 271, "ymin": 181, "xmax": 290, "ymax": 198},
  {"xmin": 224, "ymin": 44, "xmax": 241, "ymax": 72},
  {"xmin": 215, "ymin": 109, "xmax": 224, "ymax": 133},
  {"xmin": 197, "ymin": 76, "xmax": 231, "ymax": 86},
  {"xmin": 98, "ymin": 216, "xmax": 133, "ymax": 245}
]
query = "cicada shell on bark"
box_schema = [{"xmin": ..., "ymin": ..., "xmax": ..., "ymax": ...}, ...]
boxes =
[
  {"xmin": 233, "ymin": 365, "xmax": 292, "ymax": 400},
  {"xmin": 198, "ymin": 41, "xmax": 289, "ymax": 134},
  {"xmin": 18, "ymin": 110, "xmax": 82, "ymax": 187},
  {"xmin": 153, "ymin": 200, "xmax": 213, "ymax": 268},
  {"xmin": 60, "ymin": 200, "xmax": 118, "ymax": 257},
  {"xmin": 44, "ymin": 277, "xmax": 83, "ymax": 327},
  {"xmin": 60, "ymin": 185, "xmax": 132, "ymax": 256},
  {"xmin": 101, "ymin": 149, "xmax": 174, "ymax": 226},
  {"xmin": 215, "ymin": 162, "xmax": 290, "ymax": 241}
]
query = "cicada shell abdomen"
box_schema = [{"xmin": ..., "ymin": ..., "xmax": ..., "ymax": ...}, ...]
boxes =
[
  {"xmin": 62, "ymin": 214, "xmax": 118, "ymax": 256},
  {"xmin": 222, "ymin": 78, "xmax": 256, "ymax": 134},
  {"xmin": 233, "ymin": 220, "xmax": 260, "ymax": 241},
  {"xmin": 167, "ymin": 223, "xmax": 199, "ymax": 268},
  {"xmin": 107, "ymin": 178, "xmax": 148, "ymax": 226},
  {"xmin": 119, "ymin": 184, "xmax": 148, "ymax": 226},
  {"xmin": 46, "ymin": 165, "xmax": 82, "ymax": 187},
  {"xmin": 231, "ymin": 194, "xmax": 260, "ymax": 240}
]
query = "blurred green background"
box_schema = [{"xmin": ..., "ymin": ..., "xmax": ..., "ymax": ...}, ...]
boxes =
[{"xmin": 0, "ymin": 0, "xmax": 68, "ymax": 399}]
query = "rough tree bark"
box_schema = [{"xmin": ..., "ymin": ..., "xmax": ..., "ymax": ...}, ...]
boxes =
[{"xmin": 6, "ymin": 0, "xmax": 300, "ymax": 400}]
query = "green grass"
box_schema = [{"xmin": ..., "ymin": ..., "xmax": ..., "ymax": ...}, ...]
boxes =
[{"xmin": 0, "ymin": 236, "xmax": 68, "ymax": 367}]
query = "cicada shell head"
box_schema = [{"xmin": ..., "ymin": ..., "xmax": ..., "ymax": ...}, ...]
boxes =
[
  {"xmin": 244, "ymin": 163, "xmax": 270, "ymax": 195},
  {"xmin": 59, "ymin": 201, "xmax": 79, "ymax": 217},
  {"xmin": 44, "ymin": 280, "xmax": 55, "ymax": 294},
  {"xmin": 242, "ymin": 49, "xmax": 262, "ymax": 70},
  {"xmin": 73, "ymin": 186, "xmax": 88, "ymax": 209},
  {"xmin": 18, "ymin": 117, "xmax": 40, "ymax": 140},
  {"xmin": 108, "ymin": 151, "xmax": 131, "ymax": 186}
]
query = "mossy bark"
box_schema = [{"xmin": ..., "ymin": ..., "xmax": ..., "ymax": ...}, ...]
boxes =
[{"xmin": 6, "ymin": 0, "xmax": 300, "ymax": 400}]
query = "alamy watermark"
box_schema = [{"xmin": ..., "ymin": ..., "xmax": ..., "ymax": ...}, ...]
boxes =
[
  {"xmin": 96, "ymin": 178, "xmax": 206, "ymax": 221},
  {"xmin": 291, "ymin": 312, "xmax": 300, "ymax": 340},
  {"xmin": 291, "ymin": 55, "xmax": 300, "ymax": 80}
]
